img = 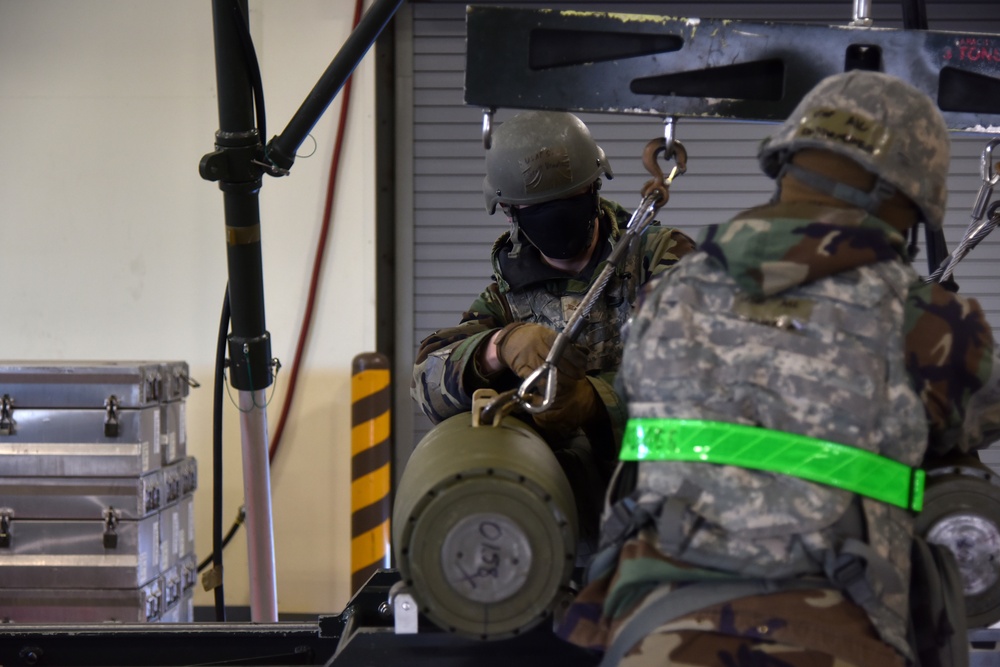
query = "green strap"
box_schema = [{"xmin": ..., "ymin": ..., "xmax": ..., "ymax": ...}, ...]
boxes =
[{"xmin": 621, "ymin": 418, "xmax": 924, "ymax": 512}]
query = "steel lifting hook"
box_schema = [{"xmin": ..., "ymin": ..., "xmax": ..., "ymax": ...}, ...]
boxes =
[{"xmin": 640, "ymin": 137, "xmax": 687, "ymax": 212}]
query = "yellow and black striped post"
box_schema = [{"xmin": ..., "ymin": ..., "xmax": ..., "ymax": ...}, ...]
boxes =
[{"xmin": 350, "ymin": 352, "xmax": 392, "ymax": 593}]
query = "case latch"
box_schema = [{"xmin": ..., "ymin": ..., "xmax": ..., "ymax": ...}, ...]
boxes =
[
  {"xmin": 0, "ymin": 509, "xmax": 13, "ymax": 548},
  {"xmin": 146, "ymin": 586, "xmax": 162, "ymax": 622},
  {"xmin": 103, "ymin": 507, "xmax": 120, "ymax": 549},
  {"xmin": 104, "ymin": 395, "xmax": 120, "ymax": 437},
  {"xmin": 164, "ymin": 572, "xmax": 180, "ymax": 610},
  {"xmin": 146, "ymin": 370, "xmax": 161, "ymax": 403},
  {"xmin": 144, "ymin": 476, "xmax": 161, "ymax": 513},
  {"xmin": 0, "ymin": 395, "xmax": 13, "ymax": 436}
]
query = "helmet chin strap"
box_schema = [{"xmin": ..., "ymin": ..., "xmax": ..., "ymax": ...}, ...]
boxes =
[
  {"xmin": 907, "ymin": 224, "xmax": 921, "ymax": 262},
  {"xmin": 504, "ymin": 206, "xmax": 521, "ymax": 259},
  {"xmin": 505, "ymin": 205, "xmax": 524, "ymax": 259},
  {"xmin": 776, "ymin": 162, "xmax": 896, "ymax": 217}
]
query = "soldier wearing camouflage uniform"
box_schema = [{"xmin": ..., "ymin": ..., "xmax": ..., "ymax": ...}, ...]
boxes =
[
  {"xmin": 411, "ymin": 111, "xmax": 695, "ymax": 544},
  {"xmin": 558, "ymin": 71, "xmax": 995, "ymax": 666}
]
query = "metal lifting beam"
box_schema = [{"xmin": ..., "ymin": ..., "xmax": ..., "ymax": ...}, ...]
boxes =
[{"xmin": 464, "ymin": 6, "xmax": 1000, "ymax": 134}]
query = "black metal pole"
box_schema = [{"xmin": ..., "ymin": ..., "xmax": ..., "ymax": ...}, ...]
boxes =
[
  {"xmin": 200, "ymin": 0, "xmax": 278, "ymax": 622},
  {"xmin": 200, "ymin": 0, "xmax": 273, "ymax": 392},
  {"xmin": 197, "ymin": 0, "xmax": 403, "ymax": 620},
  {"xmin": 265, "ymin": 0, "xmax": 403, "ymax": 172}
]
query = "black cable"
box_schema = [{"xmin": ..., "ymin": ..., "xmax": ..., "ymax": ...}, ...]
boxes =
[
  {"xmin": 199, "ymin": 505, "xmax": 245, "ymax": 574},
  {"xmin": 231, "ymin": 0, "xmax": 267, "ymax": 143},
  {"xmin": 211, "ymin": 286, "xmax": 231, "ymax": 621}
]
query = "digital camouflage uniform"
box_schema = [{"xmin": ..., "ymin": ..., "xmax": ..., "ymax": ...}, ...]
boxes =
[
  {"xmin": 557, "ymin": 69, "xmax": 996, "ymax": 667},
  {"xmin": 557, "ymin": 205, "xmax": 995, "ymax": 667}
]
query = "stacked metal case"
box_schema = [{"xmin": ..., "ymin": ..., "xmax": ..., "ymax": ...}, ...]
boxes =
[{"xmin": 0, "ymin": 361, "xmax": 198, "ymax": 623}]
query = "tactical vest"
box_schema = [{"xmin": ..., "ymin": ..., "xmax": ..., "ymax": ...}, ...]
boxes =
[
  {"xmin": 617, "ymin": 250, "xmax": 928, "ymax": 659},
  {"xmin": 504, "ymin": 237, "xmax": 642, "ymax": 375}
]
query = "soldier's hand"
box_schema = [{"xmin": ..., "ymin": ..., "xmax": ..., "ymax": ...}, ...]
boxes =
[
  {"xmin": 533, "ymin": 377, "xmax": 600, "ymax": 438},
  {"xmin": 492, "ymin": 322, "xmax": 587, "ymax": 381}
]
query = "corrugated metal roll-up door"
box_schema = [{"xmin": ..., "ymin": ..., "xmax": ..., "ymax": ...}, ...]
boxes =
[{"xmin": 397, "ymin": 0, "xmax": 1000, "ymax": 457}]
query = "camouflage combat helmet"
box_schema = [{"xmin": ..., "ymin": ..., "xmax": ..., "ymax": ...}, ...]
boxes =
[
  {"xmin": 483, "ymin": 110, "xmax": 613, "ymax": 214},
  {"xmin": 758, "ymin": 70, "xmax": 950, "ymax": 229}
]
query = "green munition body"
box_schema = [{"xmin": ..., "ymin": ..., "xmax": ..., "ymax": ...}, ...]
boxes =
[{"xmin": 392, "ymin": 411, "xmax": 578, "ymax": 640}]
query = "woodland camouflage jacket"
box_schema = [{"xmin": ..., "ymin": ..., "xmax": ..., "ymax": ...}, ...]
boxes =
[{"xmin": 411, "ymin": 197, "xmax": 696, "ymax": 444}]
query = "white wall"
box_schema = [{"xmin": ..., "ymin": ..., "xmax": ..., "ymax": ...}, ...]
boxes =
[{"xmin": 0, "ymin": 0, "xmax": 377, "ymax": 614}]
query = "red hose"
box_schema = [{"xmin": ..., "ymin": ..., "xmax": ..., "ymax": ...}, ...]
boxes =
[{"xmin": 269, "ymin": 0, "xmax": 366, "ymax": 462}]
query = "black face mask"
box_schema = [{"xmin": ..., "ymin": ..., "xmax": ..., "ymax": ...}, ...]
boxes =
[{"xmin": 515, "ymin": 192, "xmax": 597, "ymax": 260}]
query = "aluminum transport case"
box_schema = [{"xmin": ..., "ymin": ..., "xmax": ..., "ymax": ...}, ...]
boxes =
[
  {"xmin": 159, "ymin": 360, "xmax": 193, "ymax": 467},
  {"xmin": 0, "ymin": 406, "xmax": 161, "ymax": 477},
  {"xmin": 0, "ymin": 470, "xmax": 164, "ymax": 520},
  {"xmin": 0, "ymin": 360, "xmax": 197, "ymax": 624},
  {"xmin": 0, "ymin": 361, "xmax": 162, "ymax": 410},
  {"xmin": 161, "ymin": 554, "xmax": 198, "ymax": 620},
  {"xmin": 162, "ymin": 457, "xmax": 198, "ymax": 508},
  {"xmin": 0, "ymin": 577, "xmax": 164, "ymax": 623},
  {"xmin": 159, "ymin": 588, "xmax": 195, "ymax": 623},
  {"xmin": 0, "ymin": 361, "xmax": 170, "ymax": 477},
  {"xmin": 0, "ymin": 512, "xmax": 162, "ymax": 589},
  {"xmin": 160, "ymin": 491, "xmax": 196, "ymax": 571}
]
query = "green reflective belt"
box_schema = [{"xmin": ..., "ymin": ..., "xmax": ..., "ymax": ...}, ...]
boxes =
[{"xmin": 621, "ymin": 418, "xmax": 924, "ymax": 512}]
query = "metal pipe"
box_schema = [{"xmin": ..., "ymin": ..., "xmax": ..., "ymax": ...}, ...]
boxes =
[
  {"xmin": 239, "ymin": 389, "xmax": 278, "ymax": 622},
  {"xmin": 266, "ymin": 0, "xmax": 403, "ymax": 171},
  {"xmin": 852, "ymin": 0, "xmax": 873, "ymax": 26}
]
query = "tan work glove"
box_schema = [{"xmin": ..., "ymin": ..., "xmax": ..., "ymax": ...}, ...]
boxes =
[
  {"xmin": 492, "ymin": 322, "xmax": 587, "ymax": 383},
  {"xmin": 492, "ymin": 322, "xmax": 601, "ymax": 437},
  {"xmin": 533, "ymin": 377, "xmax": 601, "ymax": 439}
]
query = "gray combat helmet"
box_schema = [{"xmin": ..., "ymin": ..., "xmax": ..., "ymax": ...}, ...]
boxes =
[
  {"xmin": 483, "ymin": 110, "xmax": 613, "ymax": 214},
  {"xmin": 758, "ymin": 70, "xmax": 950, "ymax": 230}
]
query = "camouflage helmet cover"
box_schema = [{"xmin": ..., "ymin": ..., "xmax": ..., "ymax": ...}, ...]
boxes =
[
  {"xmin": 483, "ymin": 110, "xmax": 613, "ymax": 214},
  {"xmin": 758, "ymin": 70, "xmax": 950, "ymax": 229}
]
